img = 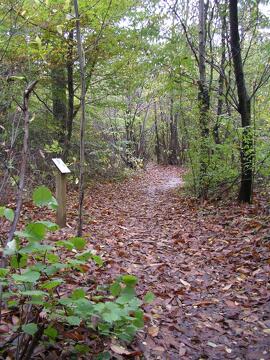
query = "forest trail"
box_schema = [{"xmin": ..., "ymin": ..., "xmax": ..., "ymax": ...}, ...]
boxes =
[{"xmin": 67, "ymin": 164, "xmax": 269, "ymax": 360}]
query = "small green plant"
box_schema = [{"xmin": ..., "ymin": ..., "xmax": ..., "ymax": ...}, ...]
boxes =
[{"xmin": 0, "ymin": 186, "xmax": 154, "ymax": 359}]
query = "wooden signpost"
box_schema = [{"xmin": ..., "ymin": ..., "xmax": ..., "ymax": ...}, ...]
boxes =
[{"xmin": 52, "ymin": 158, "xmax": 71, "ymax": 228}]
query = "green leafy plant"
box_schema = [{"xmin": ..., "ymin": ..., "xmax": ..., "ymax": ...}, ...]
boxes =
[{"xmin": 0, "ymin": 186, "xmax": 154, "ymax": 359}]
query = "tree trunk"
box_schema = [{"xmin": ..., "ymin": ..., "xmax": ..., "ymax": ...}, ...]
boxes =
[
  {"xmin": 168, "ymin": 97, "xmax": 179, "ymax": 165},
  {"xmin": 7, "ymin": 81, "xmax": 38, "ymax": 244},
  {"xmin": 229, "ymin": 0, "xmax": 253, "ymax": 203},
  {"xmin": 198, "ymin": 0, "xmax": 210, "ymax": 198},
  {"xmin": 214, "ymin": 11, "xmax": 226, "ymax": 145},
  {"xmin": 154, "ymin": 101, "xmax": 161, "ymax": 164},
  {"xmin": 74, "ymin": 0, "xmax": 87, "ymax": 236},
  {"xmin": 65, "ymin": 29, "xmax": 74, "ymax": 159},
  {"xmin": 51, "ymin": 66, "xmax": 68, "ymax": 150}
]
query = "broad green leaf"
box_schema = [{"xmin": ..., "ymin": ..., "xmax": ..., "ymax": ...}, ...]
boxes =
[
  {"xmin": 47, "ymin": 253, "xmax": 59, "ymax": 263},
  {"xmin": 16, "ymin": 223, "xmax": 47, "ymax": 242},
  {"xmin": 19, "ymin": 243, "xmax": 54, "ymax": 254},
  {"xmin": 44, "ymin": 326, "xmax": 58, "ymax": 339},
  {"xmin": 44, "ymin": 263, "xmax": 65, "ymax": 276},
  {"xmin": 92, "ymin": 254, "xmax": 103, "ymax": 266},
  {"xmin": 10, "ymin": 254, "xmax": 28, "ymax": 269},
  {"xmin": 22, "ymin": 323, "xmax": 38, "ymax": 336},
  {"xmin": 0, "ymin": 207, "xmax": 5, "ymax": 216},
  {"xmin": 38, "ymin": 221, "xmax": 59, "ymax": 231},
  {"xmin": 56, "ymin": 240, "xmax": 73, "ymax": 250},
  {"xmin": 70, "ymin": 237, "xmax": 86, "ymax": 250},
  {"xmin": 94, "ymin": 351, "xmax": 111, "ymax": 360},
  {"xmin": 143, "ymin": 291, "xmax": 155, "ymax": 304},
  {"xmin": 71, "ymin": 288, "xmax": 86, "ymax": 300},
  {"xmin": 122, "ymin": 275, "xmax": 137, "ymax": 286},
  {"xmin": 12, "ymin": 271, "xmax": 40, "ymax": 283},
  {"xmin": 75, "ymin": 251, "xmax": 92, "ymax": 261},
  {"xmin": 110, "ymin": 281, "xmax": 121, "ymax": 297},
  {"xmin": 20, "ymin": 290, "xmax": 48, "ymax": 297},
  {"xmin": 33, "ymin": 186, "xmax": 57, "ymax": 209},
  {"xmin": 0, "ymin": 268, "xmax": 9, "ymax": 277},
  {"xmin": 75, "ymin": 344, "xmax": 90, "ymax": 354},
  {"xmin": 33, "ymin": 186, "xmax": 52, "ymax": 206},
  {"xmin": 40, "ymin": 279, "xmax": 63, "ymax": 290},
  {"xmin": 116, "ymin": 286, "xmax": 136, "ymax": 303},
  {"xmin": 4, "ymin": 208, "xmax": 14, "ymax": 222},
  {"xmin": 4, "ymin": 240, "xmax": 17, "ymax": 256},
  {"xmin": 66, "ymin": 316, "xmax": 81, "ymax": 326}
]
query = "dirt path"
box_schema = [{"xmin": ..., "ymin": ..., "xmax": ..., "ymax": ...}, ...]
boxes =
[{"xmin": 72, "ymin": 164, "xmax": 270, "ymax": 360}]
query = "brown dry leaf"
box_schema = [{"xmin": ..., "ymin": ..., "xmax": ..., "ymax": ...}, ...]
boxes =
[
  {"xmin": 148, "ymin": 326, "xmax": 159, "ymax": 337},
  {"xmin": 110, "ymin": 344, "xmax": 132, "ymax": 355},
  {"xmin": 179, "ymin": 343, "xmax": 186, "ymax": 356},
  {"xmin": 11, "ymin": 315, "xmax": 20, "ymax": 325}
]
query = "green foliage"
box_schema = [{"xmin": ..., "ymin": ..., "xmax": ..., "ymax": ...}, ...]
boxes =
[{"xmin": 0, "ymin": 186, "xmax": 152, "ymax": 357}]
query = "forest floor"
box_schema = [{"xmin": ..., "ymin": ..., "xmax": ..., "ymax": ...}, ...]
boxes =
[{"xmin": 1, "ymin": 164, "xmax": 270, "ymax": 359}]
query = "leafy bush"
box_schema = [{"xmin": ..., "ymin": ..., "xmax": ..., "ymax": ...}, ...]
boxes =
[{"xmin": 0, "ymin": 186, "xmax": 153, "ymax": 359}]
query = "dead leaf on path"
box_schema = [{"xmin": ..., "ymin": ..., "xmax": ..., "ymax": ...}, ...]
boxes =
[
  {"xmin": 110, "ymin": 344, "xmax": 133, "ymax": 355},
  {"xmin": 148, "ymin": 326, "xmax": 159, "ymax": 337},
  {"xmin": 179, "ymin": 343, "xmax": 186, "ymax": 356},
  {"xmin": 180, "ymin": 278, "xmax": 191, "ymax": 289}
]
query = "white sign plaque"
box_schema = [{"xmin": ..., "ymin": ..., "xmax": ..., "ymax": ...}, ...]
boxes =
[{"xmin": 52, "ymin": 158, "xmax": 71, "ymax": 174}]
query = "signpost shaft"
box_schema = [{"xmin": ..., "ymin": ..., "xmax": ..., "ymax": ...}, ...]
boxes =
[
  {"xmin": 56, "ymin": 172, "xmax": 67, "ymax": 228},
  {"xmin": 52, "ymin": 158, "xmax": 70, "ymax": 228}
]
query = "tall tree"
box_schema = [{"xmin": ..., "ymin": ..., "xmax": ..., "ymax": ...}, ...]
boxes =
[
  {"xmin": 198, "ymin": 0, "xmax": 210, "ymax": 198},
  {"xmin": 74, "ymin": 0, "xmax": 87, "ymax": 236},
  {"xmin": 229, "ymin": 0, "xmax": 253, "ymax": 203}
]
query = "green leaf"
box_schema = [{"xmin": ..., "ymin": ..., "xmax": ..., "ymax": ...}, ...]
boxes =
[
  {"xmin": 0, "ymin": 207, "xmax": 14, "ymax": 221},
  {"xmin": 44, "ymin": 326, "xmax": 58, "ymax": 339},
  {"xmin": 0, "ymin": 268, "xmax": 9, "ymax": 277},
  {"xmin": 110, "ymin": 281, "xmax": 121, "ymax": 297},
  {"xmin": 38, "ymin": 221, "xmax": 59, "ymax": 231},
  {"xmin": 40, "ymin": 279, "xmax": 63, "ymax": 290},
  {"xmin": 4, "ymin": 208, "xmax": 14, "ymax": 222},
  {"xmin": 33, "ymin": 186, "xmax": 52, "ymax": 206},
  {"xmin": 33, "ymin": 186, "xmax": 57, "ymax": 209},
  {"xmin": 12, "ymin": 271, "xmax": 40, "ymax": 283},
  {"xmin": 92, "ymin": 254, "xmax": 103, "ymax": 266},
  {"xmin": 66, "ymin": 316, "xmax": 81, "ymax": 326},
  {"xmin": 75, "ymin": 251, "xmax": 92, "ymax": 261},
  {"xmin": 22, "ymin": 323, "xmax": 38, "ymax": 336},
  {"xmin": 94, "ymin": 351, "xmax": 111, "ymax": 360},
  {"xmin": 71, "ymin": 288, "xmax": 86, "ymax": 300},
  {"xmin": 95, "ymin": 302, "xmax": 122, "ymax": 323},
  {"xmin": 47, "ymin": 253, "xmax": 59, "ymax": 263},
  {"xmin": 75, "ymin": 344, "xmax": 90, "ymax": 354},
  {"xmin": 122, "ymin": 275, "xmax": 137, "ymax": 286},
  {"xmin": 143, "ymin": 291, "xmax": 155, "ymax": 304},
  {"xmin": 4, "ymin": 239, "xmax": 17, "ymax": 256},
  {"xmin": 44, "ymin": 263, "xmax": 65, "ymax": 276},
  {"xmin": 16, "ymin": 223, "xmax": 47, "ymax": 242},
  {"xmin": 19, "ymin": 243, "xmax": 54, "ymax": 254},
  {"xmin": 70, "ymin": 237, "xmax": 86, "ymax": 250},
  {"xmin": 10, "ymin": 254, "xmax": 28, "ymax": 269},
  {"xmin": 20, "ymin": 290, "xmax": 48, "ymax": 297},
  {"xmin": 56, "ymin": 240, "xmax": 73, "ymax": 251}
]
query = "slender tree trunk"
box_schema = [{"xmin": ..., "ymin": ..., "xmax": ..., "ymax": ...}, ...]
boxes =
[
  {"xmin": 168, "ymin": 97, "xmax": 179, "ymax": 165},
  {"xmin": 229, "ymin": 0, "xmax": 253, "ymax": 203},
  {"xmin": 7, "ymin": 81, "xmax": 38, "ymax": 244},
  {"xmin": 214, "ymin": 11, "xmax": 226, "ymax": 144},
  {"xmin": 51, "ymin": 66, "xmax": 68, "ymax": 151},
  {"xmin": 154, "ymin": 102, "xmax": 161, "ymax": 164},
  {"xmin": 74, "ymin": 0, "xmax": 87, "ymax": 236},
  {"xmin": 198, "ymin": 0, "xmax": 210, "ymax": 198},
  {"xmin": 65, "ymin": 29, "xmax": 74, "ymax": 160},
  {"xmin": 0, "ymin": 81, "xmax": 38, "ymax": 324}
]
